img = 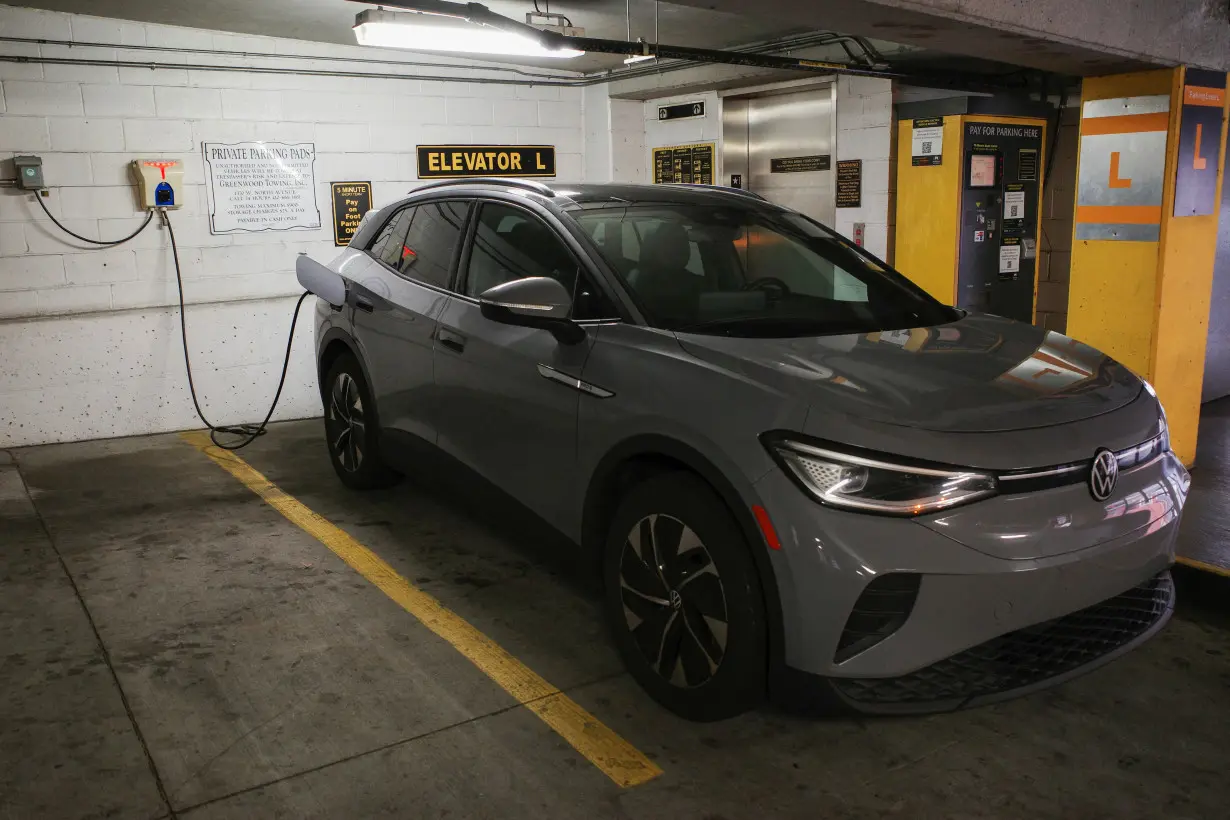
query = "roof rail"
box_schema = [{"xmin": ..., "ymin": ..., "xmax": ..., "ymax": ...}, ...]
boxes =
[
  {"xmin": 409, "ymin": 177, "xmax": 557, "ymax": 197},
  {"xmin": 662, "ymin": 183, "xmax": 767, "ymax": 202}
]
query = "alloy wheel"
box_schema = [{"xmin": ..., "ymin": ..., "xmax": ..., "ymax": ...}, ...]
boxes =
[
  {"xmin": 619, "ymin": 514, "xmax": 728, "ymax": 688},
  {"xmin": 327, "ymin": 372, "xmax": 365, "ymax": 473}
]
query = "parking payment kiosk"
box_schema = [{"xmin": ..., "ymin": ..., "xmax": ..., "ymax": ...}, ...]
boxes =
[{"xmin": 894, "ymin": 100, "xmax": 1051, "ymax": 324}]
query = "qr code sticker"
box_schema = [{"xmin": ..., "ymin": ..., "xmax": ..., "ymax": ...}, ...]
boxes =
[
  {"xmin": 1009, "ymin": 205, "xmax": 1019, "ymax": 217},
  {"xmin": 921, "ymin": 141, "xmax": 933, "ymax": 153}
]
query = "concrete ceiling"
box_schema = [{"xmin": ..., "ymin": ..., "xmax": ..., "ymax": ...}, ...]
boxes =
[{"xmin": 13, "ymin": 0, "xmax": 817, "ymax": 73}]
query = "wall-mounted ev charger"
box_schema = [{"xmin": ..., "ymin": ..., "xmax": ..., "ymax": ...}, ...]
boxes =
[
  {"xmin": 30, "ymin": 156, "xmax": 325, "ymax": 451},
  {"xmin": 130, "ymin": 158, "xmax": 185, "ymax": 209}
]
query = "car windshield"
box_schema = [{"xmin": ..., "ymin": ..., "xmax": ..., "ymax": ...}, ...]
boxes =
[{"xmin": 568, "ymin": 201, "xmax": 959, "ymax": 337}]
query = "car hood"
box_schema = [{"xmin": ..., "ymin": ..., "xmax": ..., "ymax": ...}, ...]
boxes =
[{"xmin": 674, "ymin": 313, "xmax": 1142, "ymax": 433}]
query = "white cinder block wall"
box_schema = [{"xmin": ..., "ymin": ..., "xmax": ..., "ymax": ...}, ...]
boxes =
[
  {"xmin": 0, "ymin": 4, "xmax": 585, "ymax": 447},
  {"xmin": 834, "ymin": 76, "xmax": 893, "ymax": 261}
]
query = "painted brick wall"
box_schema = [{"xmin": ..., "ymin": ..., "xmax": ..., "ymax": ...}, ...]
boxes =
[
  {"xmin": 835, "ymin": 75, "xmax": 893, "ymax": 260},
  {"xmin": 1035, "ymin": 104, "xmax": 1080, "ymax": 334},
  {"xmin": 0, "ymin": 4, "xmax": 583, "ymax": 447}
]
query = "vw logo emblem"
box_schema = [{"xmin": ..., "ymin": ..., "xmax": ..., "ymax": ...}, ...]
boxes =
[
  {"xmin": 1089, "ymin": 448, "xmax": 1119, "ymax": 501},
  {"xmin": 669, "ymin": 589, "xmax": 683, "ymax": 610}
]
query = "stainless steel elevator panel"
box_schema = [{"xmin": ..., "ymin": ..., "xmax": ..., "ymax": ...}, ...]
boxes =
[{"xmin": 724, "ymin": 85, "xmax": 836, "ymax": 227}]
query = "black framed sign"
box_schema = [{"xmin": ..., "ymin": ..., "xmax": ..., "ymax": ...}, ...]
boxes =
[
  {"xmin": 769, "ymin": 154, "xmax": 831, "ymax": 173},
  {"xmin": 652, "ymin": 143, "xmax": 715, "ymax": 185},
  {"xmin": 659, "ymin": 101, "xmax": 705, "ymax": 121},
  {"xmin": 416, "ymin": 145, "xmax": 556, "ymax": 178},
  {"xmin": 836, "ymin": 159, "xmax": 862, "ymax": 208},
  {"xmin": 331, "ymin": 181, "xmax": 372, "ymax": 246}
]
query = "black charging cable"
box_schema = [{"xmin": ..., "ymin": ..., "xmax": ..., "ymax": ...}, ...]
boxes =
[
  {"xmin": 36, "ymin": 193, "xmax": 153, "ymax": 246},
  {"xmin": 34, "ymin": 188, "xmax": 311, "ymax": 451},
  {"xmin": 158, "ymin": 208, "xmax": 310, "ymax": 450}
]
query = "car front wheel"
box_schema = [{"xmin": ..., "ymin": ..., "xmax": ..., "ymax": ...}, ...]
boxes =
[
  {"xmin": 603, "ymin": 471, "xmax": 767, "ymax": 721},
  {"xmin": 323, "ymin": 352, "xmax": 398, "ymax": 490}
]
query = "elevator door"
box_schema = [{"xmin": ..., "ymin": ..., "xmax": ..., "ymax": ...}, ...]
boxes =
[{"xmin": 737, "ymin": 88, "xmax": 835, "ymax": 227}]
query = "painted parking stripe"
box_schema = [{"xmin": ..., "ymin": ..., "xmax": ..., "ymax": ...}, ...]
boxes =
[
  {"xmin": 180, "ymin": 431, "xmax": 663, "ymax": 789},
  {"xmin": 1176, "ymin": 555, "xmax": 1230, "ymax": 578}
]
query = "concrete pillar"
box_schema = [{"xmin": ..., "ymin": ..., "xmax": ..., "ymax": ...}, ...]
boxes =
[{"xmin": 1066, "ymin": 68, "xmax": 1229, "ymax": 464}]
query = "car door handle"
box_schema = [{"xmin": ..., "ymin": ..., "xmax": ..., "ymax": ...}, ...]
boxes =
[
  {"xmin": 438, "ymin": 327, "xmax": 466, "ymax": 353},
  {"xmin": 355, "ymin": 298, "xmax": 374, "ymax": 313}
]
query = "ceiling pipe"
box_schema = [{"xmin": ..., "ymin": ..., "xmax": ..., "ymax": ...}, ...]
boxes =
[{"xmin": 350, "ymin": 0, "xmax": 1029, "ymax": 91}]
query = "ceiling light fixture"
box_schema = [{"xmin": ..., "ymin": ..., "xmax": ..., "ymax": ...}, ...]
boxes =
[{"xmin": 354, "ymin": 7, "xmax": 584, "ymax": 59}]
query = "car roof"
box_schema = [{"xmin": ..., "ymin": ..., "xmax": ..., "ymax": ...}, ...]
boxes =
[{"xmin": 404, "ymin": 178, "xmax": 772, "ymax": 208}]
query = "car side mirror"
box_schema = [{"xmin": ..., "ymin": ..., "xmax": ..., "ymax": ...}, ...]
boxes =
[{"xmin": 479, "ymin": 277, "xmax": 585, "ymax": 345}]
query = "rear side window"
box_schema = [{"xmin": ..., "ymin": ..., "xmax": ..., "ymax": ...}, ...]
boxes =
[
  {"xmin": 367, "ymin": 206, "xmax": 414, "ymax": 267},
  {"xmin": 397, "ymin": 201, "xmax": 470, "ymax": 288}
]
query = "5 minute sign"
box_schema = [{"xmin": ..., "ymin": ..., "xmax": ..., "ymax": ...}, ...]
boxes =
[{"xmin": 331, "ymin": 181, "xmax": 372, "ymax": 247}]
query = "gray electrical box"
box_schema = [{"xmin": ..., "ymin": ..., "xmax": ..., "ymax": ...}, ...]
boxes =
[{"xmin": 14, "ymin": 156, "xmax": 43, "ymax": 190}]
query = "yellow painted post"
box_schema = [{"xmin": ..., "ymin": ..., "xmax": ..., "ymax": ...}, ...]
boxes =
[
  {"xmin": 894, "ymin": 115, "xmax": 964, "ymax": 303},
  {"xmin": 1067, "ymin": 68, "xmax": 1228, "ymax": 464}
]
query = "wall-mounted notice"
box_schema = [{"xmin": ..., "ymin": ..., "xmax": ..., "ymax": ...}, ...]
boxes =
[
  {"xmin": 331, "ymin": 181, "xmax": 372, "ymax": 247},
  {"xmin": 652, "ymin": 143, "xmax": 715, "ymax": 185},
  {"xmin": 999, "ymin": 241, "xmax": 1021, "ymax": 276},
  {"xmin": 203, "ymin": 142, "xmax": 320, "ymax": 235},
  {"xmin": 911, "ymin": 118, "xmax": 944, "ymax": 166},
  {"xmin": 770, "ymin": 155, "xmax": 831, "ymax": 173},
  {"xmin": 1174, "ymin": 68, "xmax": 1227, "ymax": 217},
  {"xmin": 1004, "ymin": 187, "xmax": 1026, "ymax": 220},
  {"xmin": 836, "ymin": 159, "xmax": 862, "ymax": 208}
]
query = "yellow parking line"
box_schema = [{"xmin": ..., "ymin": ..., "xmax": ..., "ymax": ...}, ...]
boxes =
[
  {"xmin": 1176, "ymin": 555, "xmax": 1230, "ymax": 578},
  {"xmin": 180, "ymin": 431, "xmax": 662, "ymax": 789}
]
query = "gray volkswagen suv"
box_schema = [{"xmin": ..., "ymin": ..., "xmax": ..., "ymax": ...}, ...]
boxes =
[{"xmin": 301, "ymin": 179, "xmax": 1189, "ymax": 721}]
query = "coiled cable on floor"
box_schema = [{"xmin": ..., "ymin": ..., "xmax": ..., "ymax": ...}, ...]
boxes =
[
  {"xmin": 35, "ymin": 192, "xmax": 154, "ymax": 246},
  {"xmin": 159, "ymin": 208, "xmax": 310, "ymax": 450}
]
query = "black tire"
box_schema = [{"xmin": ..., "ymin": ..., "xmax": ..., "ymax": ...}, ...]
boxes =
[
  {"xmin": 322, "ymin": 352, "xmax": 399, "ymax": 490},
  {"xmin": 603, "ymin": 471, "xmax": 767, "ymax": 721}
]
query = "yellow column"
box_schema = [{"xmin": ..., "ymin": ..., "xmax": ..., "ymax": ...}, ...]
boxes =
[{"xmin": 1067, "ymin": 68, "xmax": 1228, "ymax": 465}]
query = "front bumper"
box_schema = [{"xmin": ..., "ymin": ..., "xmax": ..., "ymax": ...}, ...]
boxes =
[
  {"xmin": 828, "ymin": 570, "xmax": 1173, "ymax": 713},
  {"xmin": 755, "ymin": 451, "xmax": 1187, "ymax": 701}
]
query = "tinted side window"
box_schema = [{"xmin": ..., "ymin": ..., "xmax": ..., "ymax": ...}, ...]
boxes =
[
  {"xmin": 465, "ymin": 203, "xmax": 577, "ymax": 297},
  {"xmin": 398, "ymin": 200, "xmax": 468, "ymax": 288},
  {"xmin": 466, "ymin": 203, "xmax": 617, "ymax": 320},
  {"xmin": 368, "ymin": 206, "xmax": 414, "ymax": 266}
]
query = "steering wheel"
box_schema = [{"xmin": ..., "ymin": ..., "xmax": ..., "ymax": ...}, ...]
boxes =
[{"xmin": 743, "ymin": 277, "xmax": 792, "ymax": 296}]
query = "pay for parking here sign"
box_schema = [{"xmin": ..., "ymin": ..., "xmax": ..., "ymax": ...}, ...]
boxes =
[{"xmin": 417, "ymin": 145, "xmax": 556, "ymax": 178}]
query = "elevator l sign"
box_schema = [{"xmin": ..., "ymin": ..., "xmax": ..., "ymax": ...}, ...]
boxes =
[{"xmin": 416, "ymin": 145, "xmax": 556, "ymax": 178}]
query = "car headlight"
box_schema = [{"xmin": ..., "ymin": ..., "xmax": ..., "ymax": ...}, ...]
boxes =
[
  {"xmin": 1142, "ymin": 380, "xmax": 1170, "ymax": 451},
  {"xmin": 765, "ymin": 437, "xmax": 998, "ymax": 516}
]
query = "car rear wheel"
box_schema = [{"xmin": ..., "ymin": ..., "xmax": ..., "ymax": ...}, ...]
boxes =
[
  {"xmin": 323, "ymin": 352, "xmax": 398, "ymax": 490},
  {"xmin": 603, "ymin": 471, "xmax": 767, "ymax": 721}
]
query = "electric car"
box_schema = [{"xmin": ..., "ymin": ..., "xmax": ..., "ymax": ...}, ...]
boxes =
[{"xmin": 301, "ymin": 180, "xmax": 1188, "ymax": 721}]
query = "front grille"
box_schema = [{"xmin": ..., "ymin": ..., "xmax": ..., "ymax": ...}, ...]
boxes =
[
  {"xmin": 997, "ymin": 429, "xmax": 1167, "ymax": 495},
  {"xmin": 832, "ymin": 572, "xmax": 1173, "ymax": 712},
  {"xmin": 834, "ymin": 574, "xmax": 920, "ymax": 663}
]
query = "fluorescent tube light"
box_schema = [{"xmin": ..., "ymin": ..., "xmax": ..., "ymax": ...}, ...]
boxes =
[
  {"xmin": 623, "ymin": 54, "xmax": 656, "ymax": 65},
  {"xmin": 354, "ymin": 9, "xmax": 583, "ymax": 59}
]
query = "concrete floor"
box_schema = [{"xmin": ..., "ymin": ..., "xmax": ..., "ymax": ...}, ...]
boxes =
[
  {"xmin": 1177, "ymin": 397, "xmax": 1230, "ymax": 573},
  {"xmin": 3, "ymin": 419, "xmax": 1230, "ymax": 820}
]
